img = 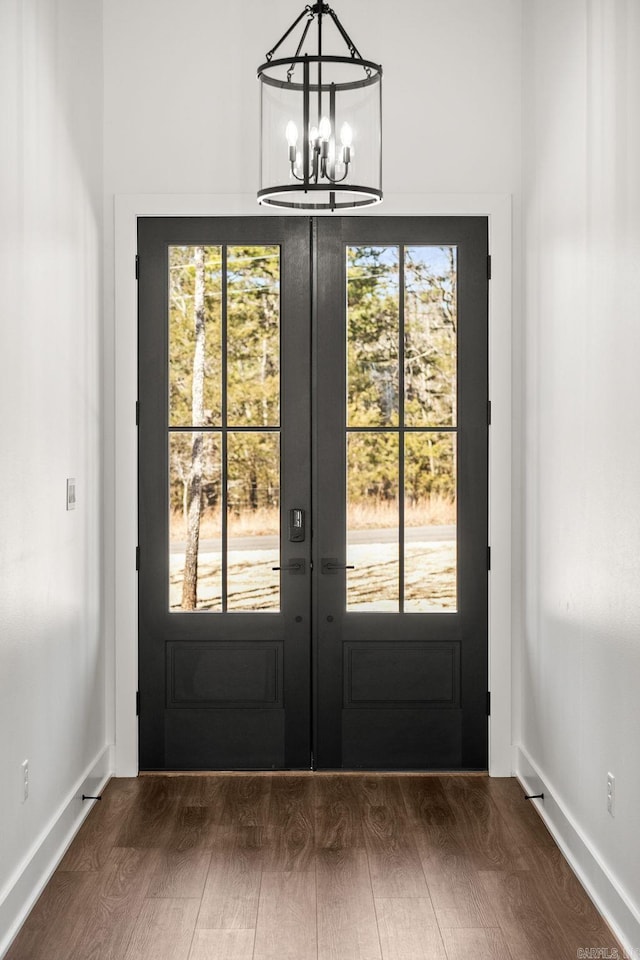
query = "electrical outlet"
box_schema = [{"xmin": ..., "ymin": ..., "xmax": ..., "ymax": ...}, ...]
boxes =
[
  {"xmin": 607, "ymin": 772, "xmax": 615, "ymax": 817},
  {"xmin": 21, "ymin": 759, "xmax": 29, "ymax": 803}
]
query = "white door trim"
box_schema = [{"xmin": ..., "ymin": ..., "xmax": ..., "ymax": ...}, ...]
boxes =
[{"xmin": 112, "ymin": 193, "xmax": 512, "ymax": 776}]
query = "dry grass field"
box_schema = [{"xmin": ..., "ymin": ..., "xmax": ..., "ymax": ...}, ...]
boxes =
[{"xmin": 171, "ymin": 497, "xmax": 456, "ymax": 542}]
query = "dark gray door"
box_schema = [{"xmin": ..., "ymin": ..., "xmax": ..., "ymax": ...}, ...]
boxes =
[
  {"xmin": 313, "ymin": 217, "xmax": 488, "ymax": 769},
  {"xmin": 138, "ymin": 217, "xmax": 312, "ymax": 769},
  {"xmin": 138, "ymin": 215, "xmax": 488, "ymax": 771}
]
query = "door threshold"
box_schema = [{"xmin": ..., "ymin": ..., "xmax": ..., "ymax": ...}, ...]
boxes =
[{"xmin": 138, "ymin": 769, "xmax": 490, "ymax": 777}]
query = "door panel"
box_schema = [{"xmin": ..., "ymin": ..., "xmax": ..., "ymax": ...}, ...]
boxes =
[
  {"xmin": 314, "ymin": 217, "xmax": 488, "ymax": 769},
  {"xmin": 138, "ymin": 215, "xmax": 487, "ymax": 771},
  {"xmin": 138, "ymin": 217, "xmax": 311, "ymax": 770}
]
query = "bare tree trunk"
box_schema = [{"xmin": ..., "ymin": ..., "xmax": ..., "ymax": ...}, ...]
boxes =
[
  {"xmin": 261, "ymin": 335, "xmax": 269, "ymax": 426},
  {"xmin": 181, "ymin": 246, "xmax": 206, "ymax": 610},
  {"xmin": 249, "ymin": 466, "xmax": 258, "ymax": 511}
]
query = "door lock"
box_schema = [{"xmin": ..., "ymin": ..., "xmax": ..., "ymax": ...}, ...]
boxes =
[
  {"xmin": 321, "ymin": 558, "xmax": 355, "ymax": 575},
  {"xmin": 289, "ymin": 508, "xmax": 305, "ymax": 542}
]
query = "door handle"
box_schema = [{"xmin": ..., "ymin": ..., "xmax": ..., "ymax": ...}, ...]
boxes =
[
  {"xmin": 273, "ymin": 558, "xmax": 305, "ymax": 575},
  {"xmin": 321, "ymin": 557, "xmax": 355, "ymax": 575}
]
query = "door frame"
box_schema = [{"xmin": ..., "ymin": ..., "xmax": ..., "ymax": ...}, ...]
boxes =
[{"xmin": 111, "ymin": 193, "xmax": 512, "ymax": 776}]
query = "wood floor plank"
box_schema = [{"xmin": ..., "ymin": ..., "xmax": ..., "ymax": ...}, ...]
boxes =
[
  {"xmin": 253, "ymin": 871, "xmax": 317, "ymax": 960},
  {"xmin": 375, "ymin": 898, "xmax": 446, "ymax": 960},
  {"xmin": 315, "ymin": 774, "xmax": 366, "ymax": 849},
  {"xmin": 400, "ymin": 776, "xmax": 472, "ymax": 862},
  {"xmin": 440, "ymin": 777, "xmax": 528, "ymax": 871},
  {"xmin": 114, "ymin": 778, "xmax": 180, "ymax": 848},
  {"xmin": 197, "ymin": 830, "xmax": 263, "ymax": 930},
  {"xmin": 161, "ymin": 777, "xmax": 231, "ymax": 853},
  {"xmin": 263, "ymin": 775, "xmax": 315, "ymax": 871},
  {"xmin": 123, "ymin": 897, "xmax": 200, "ymax": 960},
  {"xmin": 317, "ymin": 848, "xmax": 382, "ymax": 960},
  {"xmin": 440, "ymin": 927, "xmax": 513, "ymax": 960},
  {"xmin": 221, "ymin": 775, "xmax": 272, "ymax": 830},
  {"xmin": 147, "ymin": 848, "xmax": 212, "ymax": 898},
  {"xmin": 166, "ymin": 802, "xmax": 222, "ymax": 851},
  {"xmin": 400, "ymin": 777, "xmax": 458, "ymax": 839},
  {"xmin": 148, "ymin": 774, "xmax": 229, "ymax": 808},
  {"xmin": 64, "ymin": 848, "xmax": 162, "ymax": 960},
  {"xmin": 479, "ymin": 869, "xmax": 576, "ymax": 960},
  {"xmin": 485, "ymin": 777, "xmax": 556, "ymax": 850},
  {"xmin": 525, "ymin": 845, "xmax": 620, "ymax": 954},
  {"xmin": 58, "ymin": 780, "xmax": 137, "ymax": 872},
  {"xmin": 360, "ymin": 777, "xmax": 430, "ymax": 898},
  {"xmin": 5, "ymin": 873, "xmax": 94, "ymax": 960},
  {"xmin": 417, "ymin": 849, "xmax": 498, "ymax": 928},
  {"xmin": 188, "ymin": 929, "xmax": 255, "ymax": 960}
]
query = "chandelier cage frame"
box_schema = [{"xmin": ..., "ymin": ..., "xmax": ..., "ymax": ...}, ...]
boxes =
[{"xmin": 257, "ymin": 2, "xmax": 383, "ymax": 210}]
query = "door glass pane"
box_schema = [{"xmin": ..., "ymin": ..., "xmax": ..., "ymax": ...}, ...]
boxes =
[
  {"xmin": 227, "ymin": 431, "xmax": 280, "ymax": 611},
  {"xmin": 227, "ymin": 246, "xmax": 280, "ymax": 427},
  {"xmin": 405, "ymin": 246, "xmax": 457, "ymax": 427},
  {"xmin": 347, "ymin": 432, "xmax": 399, "ymax": 611},
  {"xmin": 347, "ymin": 246, "xmax": 399, "ymax": 426},
  {"xmin": 169, "ymin": 245, "xmax": 222, "ymax": 427},
  {"xmin": 404, "ymin": 432, "xmax": 457, "ymax": 612},
  {"xmin": 169, "ymin": 432, "xmax": 222, "ymax": 611}
]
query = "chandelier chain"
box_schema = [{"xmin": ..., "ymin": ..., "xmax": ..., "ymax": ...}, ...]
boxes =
[
  {"xmin": 287, "ymin": 16, "xmax": 313, "ymax": 82},
  {"xmin": 265, "ymin": 6, "xmax": 311, "ymax": 62},
  {"xmin": 265, "ymin": 2, "xmax": 371, "ymax": 77}
]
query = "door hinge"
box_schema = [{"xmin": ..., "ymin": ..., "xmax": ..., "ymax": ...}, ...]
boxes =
[
  {"xmin": 487, "ymin": 254, "xmax": 492, "ymax": 280},
  {"xmin": 486, "ymin": 691, "xmax": 491, "ymax": 716},
  {"xmin": 136, "ymin": 691, "xmax": 140, "ymax": 716},
  {"xmin": 135, "ymin": 254, "xmax": 140, "ymax": 280},
  {"xmin": 487, "ymin": 546, "xmax": 491, "ymax": 571},
  {"xmin": 135, "ymin": 400, "xmax": 140, "ymax": 425},
  {"xmin": 136, "ymin": 546, "xmax": 140, "ymax": 570},
  {"xmin": 487, "ymin": 400, "xmax": 492, "ymax": 426}
]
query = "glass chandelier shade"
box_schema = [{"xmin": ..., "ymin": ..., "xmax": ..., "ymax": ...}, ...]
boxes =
[{"xmin": 258, "ymin": 3, "xmax": 382, "ymax": 210}]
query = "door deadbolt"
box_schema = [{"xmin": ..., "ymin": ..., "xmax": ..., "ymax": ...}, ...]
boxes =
[{"xmin": 288, "ymin": 508, "xmax": 305, "ymax": 542}]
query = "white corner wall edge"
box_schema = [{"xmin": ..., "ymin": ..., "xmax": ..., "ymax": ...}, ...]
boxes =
[
  {"xmin": 514, "ymin": 743, "xmax": 640, "ymax": 956},
  {"xmin": 0, "ymin": 744, "xmax": 114, "ymax": 960},
  {"xmin": 114, "ymin": 192, "xmax": 512, "ymax": 778}
]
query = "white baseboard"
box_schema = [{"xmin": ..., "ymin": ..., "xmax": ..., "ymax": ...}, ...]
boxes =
[
  {"xmin": 0, "ymin": 744, "xmax": 114, "ymax": 959},
  {"xmin": 514, "ymin": 743, "xmax": 640, "ymax": 958}
]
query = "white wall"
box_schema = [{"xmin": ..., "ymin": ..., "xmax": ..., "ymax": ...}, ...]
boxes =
[
  {"xmin": 0, "ymin": 0, "xmax": 106, "ymax": 948},
  {"xmin": 519, "ymin": 0, "xmax": 640, "ymax": 944}
]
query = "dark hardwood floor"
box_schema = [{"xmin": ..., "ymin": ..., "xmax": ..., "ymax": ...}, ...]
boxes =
[{"xmin": 5, "ymin": 774, "xmax": 621, "ymax": 960}]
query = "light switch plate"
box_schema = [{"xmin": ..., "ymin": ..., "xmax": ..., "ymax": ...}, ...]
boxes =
[{"xmin": 66, "ymin": 478, "xmax": 77, "ymax": 510}]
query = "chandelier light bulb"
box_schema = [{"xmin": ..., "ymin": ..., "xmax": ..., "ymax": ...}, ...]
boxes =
[
  {"xmin": 309, "ymin": 125, "xmax": 319, "ymax": 142},
  {"xmin": 319, "ymin": 116, "xmax": 331, "ymax": 141},
  {"xmin": 340, "ymin": 122, "xmax": 353, "ymax": 148},
  {"xmin": 285, "ymin": 121, "xmax": 298, "ymax": 147}
]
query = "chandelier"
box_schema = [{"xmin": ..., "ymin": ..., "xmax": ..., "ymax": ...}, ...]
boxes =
[{"xmin": 257, "ymin": 3, "xmax": 383, "ymax": 210}]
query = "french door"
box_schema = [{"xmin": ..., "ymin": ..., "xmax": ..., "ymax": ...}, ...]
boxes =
[{"xmin": 137, "ymin": 215, "xmax": 488, "ymax": 770}]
